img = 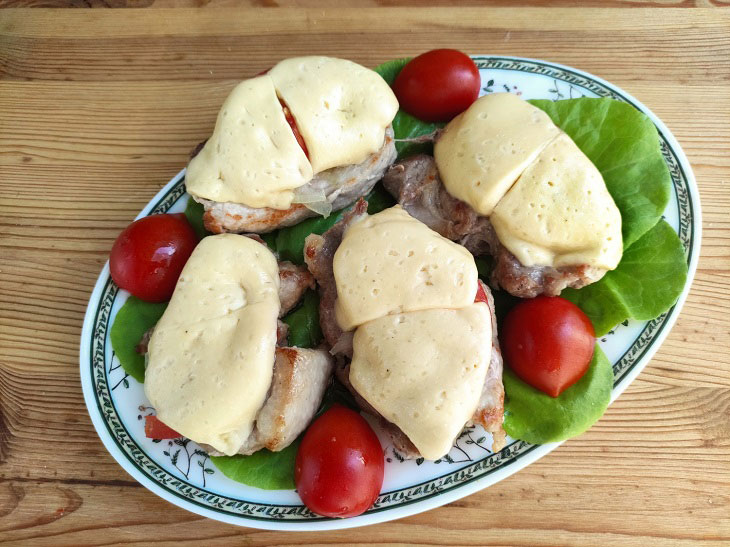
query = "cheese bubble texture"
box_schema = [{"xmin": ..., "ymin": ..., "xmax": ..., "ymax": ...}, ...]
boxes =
[
  {"xmin": 185, "ymin": 76, "xmax": 312, "ymax": 210},
  {"xmin": 186, "ymin": 56, "xmax": 398, "ymax": 210},
  {"xmin": 350, "ymin": 305, "xmax": 492, "ymax": 460},
  {"xmin": 337, "ymin": 206, "xmax": 492, "ymax": 460},
  {"xmin": 333, "ymin": 205, "xmax": 478, "ymax": 331},
  {"xmin": 434, "ymin": 93, "xmax": 622, "ymax": 271},
  {"xmin": 144, "ymin": 234, "xmax": 280, "ymax": 456}
]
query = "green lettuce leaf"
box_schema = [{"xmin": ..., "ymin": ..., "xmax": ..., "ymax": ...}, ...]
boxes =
[
  {"xmin": 109, "ymin": 296, "xmax": 168, "ymax": 383},
  {"xmin": 502, "ymin": 99, "xmax": 685, "ymax": 440},
  {"xmin": 210, "ymin": 441, "xmax": 299, "ymax": 491},
  {"xmin": 272, "ymin": 185, "xmax": 394, "ymax": 264},
  {"xmin": 373, "ymin": 58, "xmax": 409, "ymax": 85},
  {"xmin": 183, "ymin": 196, "xmax": 212, "ymax": 240},
  {"xmin": 282, "ymin": 290, "xmax": 323, "ymax": 348},
  {"xmin": 503, "ymin": 345, "xmax": 613, "ymax": 444},
  {"xmin": 562, "ymin": 219, "xmax": 687, "ymax": 336},
  {"xmin": 529, "ymin": 98, "xmax": 671, "ymax": 248},
  {"xmin": 525, "ymin": 98, "xmax": 686, "ymax": 335},
  {"xmin": 392, "ymin": 111, "xmax": 443, "ymax": 159},
  {"xmin": 373, "ymin": 58, "xmax": 443, "ymax": 159}
]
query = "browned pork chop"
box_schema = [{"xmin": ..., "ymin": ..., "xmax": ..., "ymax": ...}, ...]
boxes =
[
  {"xmin": 143, "ymin": 342, "xmax": 333, "ymax": 456},
  {"xmin": 205, "ymin": 346, "xmax": 334, "ymax": 456},
  {"xmin": 135, "ymin": 259, "xmax": 314, "ymax": 354},
  {"xmin": 304, "ymin": 201, "xmax": 506, "ymax": 458},
  {"xmin": 191, "ymin": 127, "xmax": 397, "ymax": 234},
  {"xmin": 474, "ymin": 280, "xmax": 507, "ymax": 450},
  {"xmin": 303, "ymin": 199, "xmax": 368, "ymax": 358},
  {"xmin": 137, "ymin": 248, "xmax": 332, "ymax": 456},
  {"xmin": 382, "ymin": 155, "xmax": 607, "ymax": 298},
  {"xmin": 277, "ymin": 261, "xmax": 315, "ymax": 317}
]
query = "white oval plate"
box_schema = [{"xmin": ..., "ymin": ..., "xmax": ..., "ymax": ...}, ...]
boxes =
[{"xmin": 80, "ymin": 56, "xmax": 701, "ymax": 530}]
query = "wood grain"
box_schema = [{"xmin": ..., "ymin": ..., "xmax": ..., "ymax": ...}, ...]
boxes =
[
  {"xmin": 1, "ymin": 7, "xmax": 729, "ymax": 546},
  {"xmin": 3, "ymin": 0, "xmax": 730, "ymax": 8}
]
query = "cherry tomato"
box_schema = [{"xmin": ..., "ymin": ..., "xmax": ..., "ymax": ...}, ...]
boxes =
[
  {"xmin": 295, "ymin": 404, "xmax": 384, "ymax": 518},
  {"xmin": 393, "ymin": 49, "xmax": 480, "ymax": 122},
  {"xmin": 110, "ymin": 213, "xmax": 197, "ymax": 303},
  {"xmin": 501, "ymin": 296, "xmax": 596, "ymax": 398},
  {"xmin": 144, "ymin": 415, "xmax": 182, "ymax": 439}
]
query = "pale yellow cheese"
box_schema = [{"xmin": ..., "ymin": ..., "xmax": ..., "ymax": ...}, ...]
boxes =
[
  {"xmin": 349, "ymin": 304, "xmax": 492, "ymax": 460},
  {"xmin": 434, "ymin": 93, "xmax": 561, "ymax": 216},
  {"xmin": 144, "ymin": 234, "xmax": 280, "ymax": 456},
  {"xmin": 269, "ymin": 56, "xmax": 399, "ymax": 174},
  {"xmin": 333, "ymin": 206, "xmax": 478, "ymax": 331},
  {"xmin": 185, "ymin": 76, "xmax": 313, "ymax": 210},
  {"xmin": 490, "ymin": 134, "xmax": 623, "ymax": 269}
]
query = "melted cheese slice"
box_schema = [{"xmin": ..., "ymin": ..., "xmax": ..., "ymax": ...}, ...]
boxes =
[
  {"xmin": 333, "ymin": 206, "xmax": 478, "ymax": 331},
  {"xmin": 144, "ymin": 234, "xmax": 280, "ymax": 456},
  {"xmin": 434, "ymin": 93, "xmax": 561, "ymax": 216},
  {"xmin": 269, "ymin": 56, "xmax": 399, "ymax": 174},
  {"xmin": 185, "ymin": 76, "xmax": 313, "ymax": 210},
  {"xmin": 491, "ymin": 134, "xmax": 623, "ymax": 269},
  {"xmin": 350, "ymin": 304, "xmax": 492, "ymax": 460}
]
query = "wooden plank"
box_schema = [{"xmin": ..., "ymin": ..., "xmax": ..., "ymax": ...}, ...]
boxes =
[
  {"xmin": 1, "ymin": 428, "xmax": 729, "ymax": 546},
  {"xmin": 1, "ymin": 8, "xmax": 727, "ymax": 38},
  {"xmin": 0, "ymin": 0, "xmax": 726, "ymax": 9},
  {"xmin": 7, "ymin": 37, "xmax": 726, "ymax": 83}
]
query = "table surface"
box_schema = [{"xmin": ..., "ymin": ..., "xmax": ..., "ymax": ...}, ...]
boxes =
[{"xmin": 1, "ymin": 6, "xmax": 729, "ymax": 546}]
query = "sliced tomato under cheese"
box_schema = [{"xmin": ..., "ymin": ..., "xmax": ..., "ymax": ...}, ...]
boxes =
[{"xmin": 144, "ymin": 415, "xmax": 182, "ymax": 440}]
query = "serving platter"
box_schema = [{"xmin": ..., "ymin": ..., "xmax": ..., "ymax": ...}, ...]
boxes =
[{"xmin": 79, "ymin": 55, "xmax": 700, "ymax": 531}]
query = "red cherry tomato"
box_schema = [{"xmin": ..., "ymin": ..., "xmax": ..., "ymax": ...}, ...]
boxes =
[
  {"xmin": 501, "ymin": 296, "xmax": 596, "ymax": 398},
  {"xmin": 295, "ymin": 404, "xmax": 384, "ymax": 518},
  {"xmin": 144, "ymin": 415, "xmax": 182, "ymax": 439},
  {"xmin": 110, "ymin": 213, "xmax": 197, "ymax": 303},
  {"xmin": 393, "ymin": 49, "xmax": 481, "ymax": 122}
]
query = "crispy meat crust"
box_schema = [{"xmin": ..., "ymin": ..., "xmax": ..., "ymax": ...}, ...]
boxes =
[
  {"xmin": 382, "ymin": 154, "xmax": 607, "ymax": 298},
  {"xmin": 304, "ymin": 201, "xmax": 506, "ymax": 458},
  {"xmin": 277, "ymin": 261, "xmax": 315, "ymax": 318},
  {"xmin": 190, "ymin": 127, "xmax": 396, "ymax": 234},
  {"xmin": 202, "ymin": 346, "xmax": 334, "ymax": 456},
  {"xmin": 137, "ymin": 248, "xmax": 330, "ymax": 456}
]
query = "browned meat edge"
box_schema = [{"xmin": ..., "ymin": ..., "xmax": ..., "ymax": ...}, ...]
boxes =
[
  {"xmin": 382, "ymin": 154, "xmax": 606, "ymax": 298},
  {"xmin": 304, "ymin": 199, "xmax": 506, "ymax": 458}
]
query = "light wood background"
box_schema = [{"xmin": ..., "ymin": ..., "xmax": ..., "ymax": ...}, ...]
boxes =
[{"xmin": 1, "ymin": 6, "xmax": 729, "ymax": 546}]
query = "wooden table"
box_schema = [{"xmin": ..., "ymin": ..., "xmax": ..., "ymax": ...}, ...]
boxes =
[{"xmin": 1, "ymin": 7, "xmax": 729, "ymax": 546}]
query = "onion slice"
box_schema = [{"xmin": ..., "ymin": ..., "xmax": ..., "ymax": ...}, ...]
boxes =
[{"xmin": 292, "ymin": 184, "xmax": 333, "ymax": 217}]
